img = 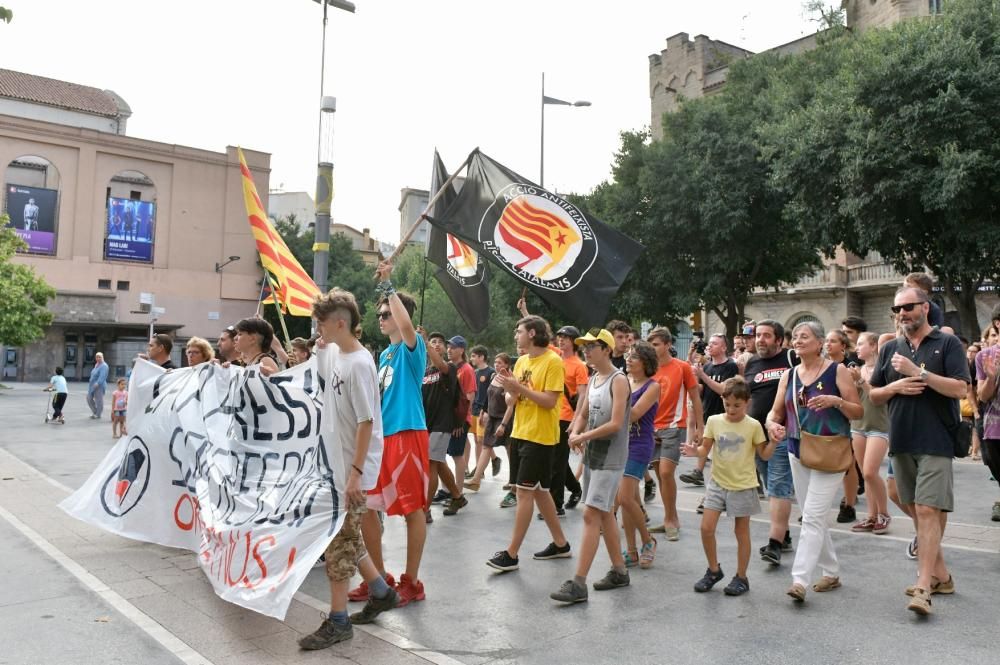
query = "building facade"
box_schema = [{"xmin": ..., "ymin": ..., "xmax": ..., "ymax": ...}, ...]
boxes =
[
  {"xmin": 647, "ymin": 1, "xmax": 990, "ymax": 339},
  {"xmin": 1, "ymin": 70, "xmax": 268, "ymax": 382}
]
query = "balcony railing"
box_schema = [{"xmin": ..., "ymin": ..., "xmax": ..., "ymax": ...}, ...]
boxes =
[
  {"xmin": 753, "ymin": 260, "xmax": 906, "ymax": 296},
  {"xmin": 846, "ymin": 262, "xmax": 907, "ymax": 286}
]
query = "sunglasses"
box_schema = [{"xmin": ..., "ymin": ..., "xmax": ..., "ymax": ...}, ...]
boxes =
[
  {"xmin": 890, "ymin": 301, "xmax": 926, "ymax": 314},
  {"xmin": 378, "ymin": 311, "xmax": 392, "ymax": 321}
]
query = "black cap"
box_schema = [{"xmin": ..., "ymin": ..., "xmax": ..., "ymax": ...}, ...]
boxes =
[{"xmin": 556, "ymin": 325, "xmax": 581, "ymax": 339}]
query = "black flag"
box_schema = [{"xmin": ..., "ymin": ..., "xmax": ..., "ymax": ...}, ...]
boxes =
[
  {"xmin": 424, "ymin": 151, "xmax": 491, "ymax": 332},
  {"xmin": 430, "ymin": 149, "xmax": 643, "ymax": 327}
]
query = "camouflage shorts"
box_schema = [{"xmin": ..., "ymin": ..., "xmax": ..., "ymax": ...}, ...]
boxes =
[{"xmin": 324, "ymin": 503, "xmax": 368, "ymax": 582}]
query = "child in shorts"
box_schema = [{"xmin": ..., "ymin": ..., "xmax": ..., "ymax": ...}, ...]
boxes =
[
  {"xmin": 682, "ymin": 376, "xmax": 775, "ymax": 596},
  {"xmin": 111, "ymin": 378, "xmax": 128, "ymax": 438}
]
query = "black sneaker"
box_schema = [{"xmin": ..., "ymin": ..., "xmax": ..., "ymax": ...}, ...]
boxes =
[
  {"xmin": 644, "ymin": 480, "xmax": 656, "ymax": 503},
  {"xmin": 724, "ymin": 575, "xmax": 750, "ymax": 596},
  {"xmin": 550, "ymin": 579, "xmax": 588, "ymax": 603},
  {"xmin": 297, "ymin": 617, "xmax": 354, "ymax": 650},
  {"xmin": 782, "ymin": 531, "xmax": 794, "ymax": 552},
  {"xmin": 348, "ymin": 587, "xmax": 399, "ymax": 625},
  {"xmin": 837, "ymin": 500, "xmax": 856, "ymax": 524},
  {"xmin": 679, "ymin": 468, "xmax": 705, "ymax": 486},
  {"xmin": 565, "ymin": 490, "xmax": 582, "ymax": 509},
  {"xmin": 431, "ymin": 489, "xmax": 451, "ymax": 504},
  {"xmin": 694, "ymin": 567, "xmax": 725, "ymax": 592},
  {"xmin": 760, "ymin": 540, "xmax": 782, "ymax": 566},
  {"xmin": 537, "ymin": 508, "xmax": 566, "ymax": 520},
  {"xmin": 486, "ymin": 550, "xmax": 519, "ymax": 572},
  {"xmin": 443, "ymin": 495, "xmax": 468, "ymax": 516},
  {"xmin": 593, "ymin": 569, "xmax": 630, "ymax": 590},
  {"xmin": 696, "ymin": 499, "xmax": 704, "ymax": 514},
  {"xmin": 491, "ymin": 457, "xmax": 502, "ymax": 477},
  {"xmin": 533, "ymin": 541, "xmax": 572, "ymax": 560}
]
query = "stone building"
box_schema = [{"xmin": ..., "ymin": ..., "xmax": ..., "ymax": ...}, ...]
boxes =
[
  {"xmin": 646, "ymin": 1, "xmax": 998, "ymax": 339},
  {"xmin": 1, "ymin": 69, "xmax": 267, "ymax": 381}
]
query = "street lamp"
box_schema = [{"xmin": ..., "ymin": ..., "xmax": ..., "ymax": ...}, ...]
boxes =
[
  {"xmin": 540, "ymin": 72, "xmax": 590, "ymax": 189},
  {"xmin": 214, "ymin": 255, "xmax": 241, "ymax": 272},
  {"xmin": 310, "ymin": 0, "xmax": 356, "ymax": 296}
]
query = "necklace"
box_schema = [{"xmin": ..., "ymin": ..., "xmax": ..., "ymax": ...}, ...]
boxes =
[{"xmin": 796, "ymin": 359, "xmax": 827, "ymax": 386}]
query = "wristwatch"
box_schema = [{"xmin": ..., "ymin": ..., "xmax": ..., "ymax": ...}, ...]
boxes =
[{"xmin": 919, "ymin": 368, "xmax": 929, "ymax": 381}]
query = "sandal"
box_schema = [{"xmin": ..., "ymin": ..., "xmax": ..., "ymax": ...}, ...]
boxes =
[
  {"xmin": 639, "ymin": 538, "xmax": 657, "ymax": 569},
  {"xmin": 622, "ymin": 550, "xmax": 638, "ymax": 568},
  {"xmin": 787, "ymin": 583, "xmax": 807, "ymax": 602},
  {"xmin": 812, "ymin": 576, "xmax": 841, "ymax": 592}
]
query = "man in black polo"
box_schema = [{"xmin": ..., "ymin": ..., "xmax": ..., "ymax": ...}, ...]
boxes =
[
  {"xmin": 870, "ymin": 287, "xmax": 970, "ymax": 616},
  {"xmin": 682, "ymin": 334, "xmax": 739, "ymax": 488},
  {"xmin": 606, "ymin": 320, "xmax": 632, "ymax": 371},
  {"xmin": 743, "ymin": 320, "xmax": 797, "ymax": 565}
]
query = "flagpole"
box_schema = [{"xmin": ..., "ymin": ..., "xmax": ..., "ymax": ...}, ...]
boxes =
[
  {"xmin": 418, "ymin": 258, "xmax": 428, "ymax": 326},
  {"xmin": 383, "ymin": 149, "xmax": 476, "ymax": 269},
  {"xmin": 262, "ymin": 269, "xmax": 292, "ymax": 350}
]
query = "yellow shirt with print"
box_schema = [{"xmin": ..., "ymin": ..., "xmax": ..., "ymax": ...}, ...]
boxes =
[
  {"xmin": 703, "ymin": 414, "xmax": 767, "ymax": 491},
  {"xmin": 511, "ymin": 349, "xmax": 565, "ymax": 445}
]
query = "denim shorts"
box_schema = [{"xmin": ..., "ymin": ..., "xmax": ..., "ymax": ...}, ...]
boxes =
[
  {"xmin": 851, "ymin": 429, "xmax": 889, "ymax": 441},
  {"xmin": 623, "ymin": 458, "xmax": 647, "ymax": 481},
  {"xmin": 754, "ymin": 440, "xmax": 793, "ymax": 499}
]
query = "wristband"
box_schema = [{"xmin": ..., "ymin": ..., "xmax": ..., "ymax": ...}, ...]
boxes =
[
  {"xmin": 376, "ymin": 280, "xmax": 396, "ymax": 296},
  {"xmin": 351, "ymin": 464, "xmax": 363, "ymax": 476}
]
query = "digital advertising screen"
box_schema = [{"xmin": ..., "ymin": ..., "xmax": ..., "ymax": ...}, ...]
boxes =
[
  {"xmin": 106, "ymin": 197, "xmax": 156, "ymax": 263},
  {"xmin": 4, "ymin": 184, "xmax": 59, "ymax": 255}
]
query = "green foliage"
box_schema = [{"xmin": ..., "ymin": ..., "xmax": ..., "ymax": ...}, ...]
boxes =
[
  {"xmin": 0, "ymin": 7, "xmax": 12, "ymax": 23},
  {"xmin": 766, "ymin": 0, "xmax": 1000, "ymax": 335},
  {"xmin": 0, "ymin": 217, "xmax": 55, "ymax": 346}
]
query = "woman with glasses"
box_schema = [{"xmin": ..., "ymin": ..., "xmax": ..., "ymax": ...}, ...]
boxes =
[
  {"xmin": 233, "ymin": 318, "xmax": 279, "ymax": 376},
  {"xmin": 185, "ymin": 337, "xmax": 215, "ymax": 366},
  {"xmin": 764, "ymin": 321, "xmax": 862, "ymax": 603},
  {"xmin": 619, "ymin": 341, "xmax": 661, "ymax": 569}
]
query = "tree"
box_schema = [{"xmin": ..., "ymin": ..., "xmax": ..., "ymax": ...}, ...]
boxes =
[
  {"xmin": 0, "ymin": 217, "xmax": 55, "ymax": 346},
  {"xmin": 580, "ymin": 51, "xmax": 824, "ymax": 342},
  {"xmin": 0, "ymin": 7, "xmax": 12, "ymax": 23},
  {"xmin": 767, "ymin": 0, "xmax": 1000, "ymax": 336}
]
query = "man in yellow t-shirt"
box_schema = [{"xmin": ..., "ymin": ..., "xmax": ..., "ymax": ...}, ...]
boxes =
[{"xmin": 487, "ymin": 315, "xmax": 571, "ymax": 573}]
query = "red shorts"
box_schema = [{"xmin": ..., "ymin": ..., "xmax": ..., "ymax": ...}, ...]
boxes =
[{"xmin": 367, "ymin": 429, "xmax": 430, "ymax": 517}]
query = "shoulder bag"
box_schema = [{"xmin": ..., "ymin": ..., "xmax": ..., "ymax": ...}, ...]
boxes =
[{"xmin": 792, "ymin": 368, "xmax": 853, "ymax": 473}]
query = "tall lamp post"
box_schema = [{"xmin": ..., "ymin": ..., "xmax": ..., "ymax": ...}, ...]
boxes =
[
  {"xmin": 540, "ymin": 72, "xmax": 590, "ymax": 188},
  {"xmin": 311, "ymin": 0, "xmax": 356, "ymax": 295}
]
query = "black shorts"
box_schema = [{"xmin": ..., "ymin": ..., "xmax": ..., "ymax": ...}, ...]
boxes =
[
  {"xmin": 447, "ymin": 423, "xmax": 469, "ymax": 456},
  {"xmin": 513, "ymin": 438, "xmax": 555, "ymax": 490}
]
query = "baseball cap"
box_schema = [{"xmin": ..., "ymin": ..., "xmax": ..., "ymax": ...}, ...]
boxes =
[
  {"xmin": 556, "ymin": 325, "xmax": 581, "ymax": 339},
  {"xmin": 447, "ymin": 335, "xmax": 467, "ymax": 348},
  {"xmin": 574, "ymin": 328, "xmax": 615, "ymax": 349}
]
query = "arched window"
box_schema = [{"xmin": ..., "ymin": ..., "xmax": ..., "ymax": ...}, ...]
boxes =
[{"xmin": 4, "ymin": 155, "xmax": 61, "ymax": 255}]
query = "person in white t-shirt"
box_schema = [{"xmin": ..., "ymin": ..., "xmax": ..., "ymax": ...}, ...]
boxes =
[{"xmin": 299, "ymin": 289, "xmax": 393, "ymax": 651}]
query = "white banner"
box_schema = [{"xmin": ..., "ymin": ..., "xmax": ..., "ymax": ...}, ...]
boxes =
[{"xmin": 60, "ymin": 358, "xmax": 345, "ymax": 619}]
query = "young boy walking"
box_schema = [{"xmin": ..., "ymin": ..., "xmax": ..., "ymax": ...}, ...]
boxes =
[
  {"xmin": 682, "ymin": 376, "xmax": 775, "ymax": 596},
  {"xmin": 299, "ymin": 289, "xmax": 395, "ymax": 650}
]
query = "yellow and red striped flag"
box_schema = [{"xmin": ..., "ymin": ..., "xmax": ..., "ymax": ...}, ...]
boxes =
[{"xmin": 238, "ymin": 148, "xmax": 320, "ymax": 316}]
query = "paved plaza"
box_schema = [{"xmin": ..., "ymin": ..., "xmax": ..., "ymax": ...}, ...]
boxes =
[{"xmin": 1, "ymin": 382, "xmax": 998, "ymax": 665}]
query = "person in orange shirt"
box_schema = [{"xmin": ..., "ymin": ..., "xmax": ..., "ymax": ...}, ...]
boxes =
[{"xmin": 647, "ymin": 327, "xmax": 703, "ymax": 540}]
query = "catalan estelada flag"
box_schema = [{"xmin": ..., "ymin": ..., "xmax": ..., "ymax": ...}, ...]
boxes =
[
  {"xmin": 238, "ymin": 148, "xmax": 320, "ymax": 316},
  {"xmin": 429, "ymin": 149, "xmax": 643, "ymax": 326}
]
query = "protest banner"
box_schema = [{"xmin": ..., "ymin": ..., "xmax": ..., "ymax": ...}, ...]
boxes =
[{"xmin": 60, "ymin": 358, "xmax": 345, "ymax": 619}]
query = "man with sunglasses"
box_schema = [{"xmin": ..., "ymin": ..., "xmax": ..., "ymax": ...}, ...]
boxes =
[
  {"xmin": 349, "ymin": 260, "xmax": 430, "ymax": 609},
  {"xmin": 870, "ymin": 287, "xmax": 970, "ymax": 616}
]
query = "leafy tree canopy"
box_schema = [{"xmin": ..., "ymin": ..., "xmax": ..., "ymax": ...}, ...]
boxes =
[{"xmin": 0, "ymin": 217, "xmax": 55, "ymax": 347}]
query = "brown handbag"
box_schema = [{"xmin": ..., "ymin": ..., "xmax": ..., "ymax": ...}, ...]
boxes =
[{"xmin": 792, "ymin": 369, "xmax": 852, "ymax": 473}]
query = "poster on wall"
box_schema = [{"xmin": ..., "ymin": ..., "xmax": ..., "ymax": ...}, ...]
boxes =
[
  {"xmin": 106, "ymin": 197, "xmax": 156, "ymax": 263},
  {"xmin": 4, "ymin": 184, "xmax": 59, "ymax": 255}
]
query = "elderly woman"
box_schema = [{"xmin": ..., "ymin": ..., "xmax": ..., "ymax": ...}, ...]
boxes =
[
  {"xmin": 185, "ymin": 337, "xmax": 215, "ymax": 366},
  {"xmin": 233, "ymin": 318, "xmax": 280, "ymax": 376},
  {"xmin": 765, "ymin": 321, "xmax": 862, "ymax": 603}
]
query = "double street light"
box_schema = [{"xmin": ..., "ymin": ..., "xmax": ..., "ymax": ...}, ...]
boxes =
[
  {"xmin": 311, "ymin": 0, "xmax": 356, "ymax": 296},
  {"xmin": 540, "ymin": 72, "xmax": 590, "ymax": 189}
]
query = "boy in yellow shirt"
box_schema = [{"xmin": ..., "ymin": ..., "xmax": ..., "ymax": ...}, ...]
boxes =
[{"xmin": 682, "ymin": 376, "xmax": 776, "ymax": 596}]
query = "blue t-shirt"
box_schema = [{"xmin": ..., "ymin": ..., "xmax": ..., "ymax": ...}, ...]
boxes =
[
  {"xmin": 378, "ymin": 335, "xmax": 427, "ymax": 436},
  {"xmin": 50, "ymin": 375, "xmax": 68, "ymax": 394}
]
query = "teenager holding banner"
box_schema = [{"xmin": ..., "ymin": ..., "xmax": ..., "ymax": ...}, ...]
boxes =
[
  {"xmin": 299, "ymin": 289, "xmax": 395, "ymax": 649},
  {"xmin": 350, "ymin": 261, "xmax": 430, "ymax": 608}
]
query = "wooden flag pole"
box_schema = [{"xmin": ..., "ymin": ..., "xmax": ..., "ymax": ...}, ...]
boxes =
[
  {"xmin": 263, "ymin": 270, "xmax": 292, "ymax": 351},
  {"xmin": 381, "ymin": 149, "xmax": 477, "ymax": 270},
  {"xmin": 254, "ymin": 280, "xmax": 267, "ymax": 317},
  {"xmin": 418, "ymin": 258, "xmax": 428, "ymax": 327}
]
